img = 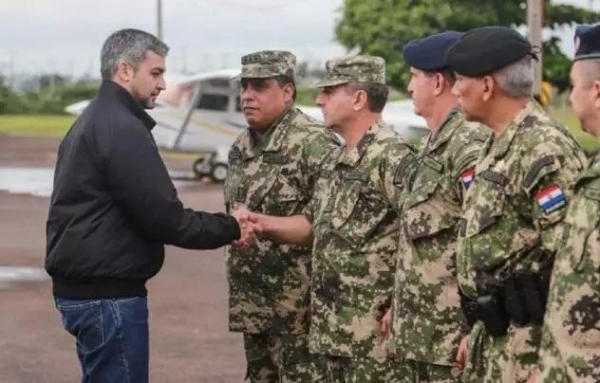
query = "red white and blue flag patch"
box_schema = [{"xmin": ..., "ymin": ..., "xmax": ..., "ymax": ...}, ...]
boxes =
[
  {"xmin": 535, "ymin": 185, "xmax": 566, "ymax": 214},
  {"xmin": 460, "ymin": 168, "xmax": 475, "ymax": 189}
]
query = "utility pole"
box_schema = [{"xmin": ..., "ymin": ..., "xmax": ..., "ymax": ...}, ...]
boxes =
[
  {"xmin": 157, "ymin": 0, "xmax": 163, "ymax": 40},
  {"xmin": 527, "ymin": 0, "xmax": 543, "ymax": 98}
]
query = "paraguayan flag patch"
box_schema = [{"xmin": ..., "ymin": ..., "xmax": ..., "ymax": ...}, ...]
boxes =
[
  {"xmin": 535, "ymin": 184, "xmax": 566, "ymax": 214},
  {"xmin": 460, "ymin": 168, "xmax": 475, "ymax": 189}
]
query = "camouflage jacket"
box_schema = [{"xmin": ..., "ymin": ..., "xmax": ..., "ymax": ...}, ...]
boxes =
[
  {"xmin": 538, "ymin": 153, "xmax": 600, "ymax": 383},
  {"xmin": 457, "ymin": 101, "xmax": 586, "ymax": 381},
  {"xmin": 390, "ymin": 110, "xmax": 490, "ymax": 366},
  {"xmin": 308, "ymin": 121, "xmax": 416, "ymax": 360},
  {"xmin": 224, "ymin": 106, "xmax": 341, "ymax": 334}
]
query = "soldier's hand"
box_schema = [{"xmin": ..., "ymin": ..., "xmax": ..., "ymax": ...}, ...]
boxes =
[
  {"xmin": 526, "ymin": 368, "xmax": 539, "ymax": 383},
  {"xmin": 231, "ymin": 207, "xmax": 262, "ymax": 248},
  {"xmin": 380, "ymin": 308, "xmax": 392, "ymax": 339},
  {"xmin": 455, "ymin": 335, "xmax": 469, "ymax": 370}
]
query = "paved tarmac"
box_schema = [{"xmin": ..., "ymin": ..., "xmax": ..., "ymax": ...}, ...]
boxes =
[{"xmin": 0, "ymin": 134, "xmax": 246, "ymax": 383}]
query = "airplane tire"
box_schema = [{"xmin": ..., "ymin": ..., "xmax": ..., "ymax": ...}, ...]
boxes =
[
  {"xmin": 192, "ymin": 157, "xmax": 208, "ymax": 179},
  {"xmin": 210, "ymin": 163, "xmax": 229, "ymax": 183}
]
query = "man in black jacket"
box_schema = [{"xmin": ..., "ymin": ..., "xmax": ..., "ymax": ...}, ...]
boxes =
[{"xmin": 45, "ymin": 28, "xmax": 251, "ymax": 383}]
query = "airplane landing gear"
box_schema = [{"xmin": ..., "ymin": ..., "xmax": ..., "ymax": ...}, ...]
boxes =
[{"xmin": 192, "ymin": 153, "xmax": 229, "ymax": 183}]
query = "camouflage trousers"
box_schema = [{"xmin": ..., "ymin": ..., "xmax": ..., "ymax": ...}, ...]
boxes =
[
  {"xmin": 243, "ymin": 333, "xmax": 327, "ymax": 383},
  {"xmin": 402, "ymin": 360, "xmax": 460, "ymax": 383},
  {"xmin": 324, "ymin": 354, "xmax": 411, "ymax": 383},
  {"xmin": 461, "ymin": 322, "xmax": 542, "ymax": 383}
]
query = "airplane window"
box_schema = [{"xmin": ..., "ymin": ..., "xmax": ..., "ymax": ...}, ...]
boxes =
[
  {"xmin": 197, "ymin": 94, "xmax": 229, "ymax": 111},
  {"xmin": 236, "ymin": 96, "xmax": 242, "ymax": 112},
  {"xmin": 206, "ymin": 78, "xmax": 230, "ymax": 88}
]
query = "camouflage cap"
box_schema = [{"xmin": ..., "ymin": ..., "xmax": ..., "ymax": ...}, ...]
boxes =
[
  {"xmin": 235, "ymin": 50, "xmax": 296, "ymax": 79},
  {"xmin": 314, "ymin": 55, "xmax": 386, "ymax": 88}
]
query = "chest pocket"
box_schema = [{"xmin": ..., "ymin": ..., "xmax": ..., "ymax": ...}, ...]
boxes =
[
  {"xmin": 561, "ymin": 185, "xmax": 600, "ymax": 272},
  {"xmin": 226, "ymin": 152, "xmax": 303, "ymax": 215},
  {"xmin": 465, "ymin": 169, "xmax": 508, "ymax": 238},
  {"xmin": 402, "ymin": 156, "xmax": 455, "ymax": 241},
  {"xmin": 330, "ymin": 171, "xmax": 390, "ymax": 247}
]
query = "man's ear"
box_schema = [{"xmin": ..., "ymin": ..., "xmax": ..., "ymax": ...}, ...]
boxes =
[
  {"xmin": 115, "ymin": 61, "xmax": 133, "ymax": 83},
  {"xmin": 593, "ymin": 79, "xmax": 600, "ymax": 108},
  {"xmin": 433, "ymin": 73, "xmax": 445, "ymax": 96},
  {"xmin": 353, "ymin": 89, "xmax": 368, "ymax": 111},
  {"xmin": 282, "ymin": 82, "xmax": 295, "ymax": 103},
  {"xmin": 482, "ymin": 75, "xmax": 495, "ymax": 102}
]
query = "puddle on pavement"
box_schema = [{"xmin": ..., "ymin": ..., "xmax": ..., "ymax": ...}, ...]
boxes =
[
  {"xmin": 0, "ymin": 167, "xmax": 200, "ymax": 198},
  {"xmin": 0, "ymin": 167, "xmax": 55, "ymax": 197},
  {"xmin": 0, "ymin": 266, "xmax": 50, "ymax": 289}
]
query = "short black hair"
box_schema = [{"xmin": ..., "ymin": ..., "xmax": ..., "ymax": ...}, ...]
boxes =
[
  {"xmin": 275, "ymin": 75, "xmax": 297, "ymax": 101},
  {"xmin": 424, "ymin": 68, "xmax": 456, "ymax": 85}
]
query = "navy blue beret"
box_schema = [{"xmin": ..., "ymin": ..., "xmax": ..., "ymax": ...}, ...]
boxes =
[
  {"xmin": 445, "ymin": 26, "xmax": 534, "ymax": 77},
  {"xmin": 575, "ymin": 24, "xmax": 593, "ymax": 42},
  {"xmin": 574, "ymin": 24, "xmax": 600, "ymax": 61},
  {"xmin": 402, "ymin": 31, "xmax": 464, "ymax": 72}
]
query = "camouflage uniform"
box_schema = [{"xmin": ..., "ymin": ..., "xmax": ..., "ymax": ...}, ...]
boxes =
[
  {"xmin": 225, "ymin": 51, "xmax": 340, "ymax": 383},
  {"xmin": 457, "ymin": 101, "xmax": 587, "ymax": 383},
  {"xmin": 390, "ymin": 110, "xmax": 490, "ymax": 382},
  {"xmin": 536, "ymin": 23, "xmax": 600, "ymax": 383},
  {"xmin": 307, "ymin": 56, "xmax": 417, "ymax": 383},
  {"xmin": 537, "ymin": 153, "xmax": 600, "ymax": 383}
]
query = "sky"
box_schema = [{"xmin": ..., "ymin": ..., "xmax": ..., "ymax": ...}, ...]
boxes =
[{"xmin": 0, "ymin": 0, "xmax": 597, "ymax": 79}]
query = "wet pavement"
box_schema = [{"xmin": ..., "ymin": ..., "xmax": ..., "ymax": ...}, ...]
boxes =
[
  {"xmin": 0, "ymin": 134, "xmax": 245, "ymax": 382},
  {"xmin": 0, "ymin": 166, "xmax": 204, "ymax": 197}
]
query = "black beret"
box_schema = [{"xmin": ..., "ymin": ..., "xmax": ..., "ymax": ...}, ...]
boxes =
[
  {"xmin": 402, "ymin": 31, "xmax": 464, "ymax": 72},
  {"xmin": 445, "ymin": 26, "xmax": 534, "ymax": 77},
  {"xmin": 574, "ymin": 24, "xmax": 600, "ymax": 61}
]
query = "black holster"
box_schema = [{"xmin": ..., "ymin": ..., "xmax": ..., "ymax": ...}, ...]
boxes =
[
  {"xmin": 459, "ymin": 290, "xmax": 479, "ymax": 328},
  {"xmin": 502, "ymin": 270, "xmax": 550, "ymax": 326},
  {"xmin": 476, "ymin": 294, "xmax": 510, "ymax": 337}
]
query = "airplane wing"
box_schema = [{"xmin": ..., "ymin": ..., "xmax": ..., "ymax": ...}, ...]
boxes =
[
  {"xmin": 64, "ymin": 99, "xmax": 91, "ymax": 116},
  {"xmin": 298, "ymin": 101, "xmax": 428, "ymax": 141}
]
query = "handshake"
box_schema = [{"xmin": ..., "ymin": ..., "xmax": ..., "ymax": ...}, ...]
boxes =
[{"xmin": 230, "ymin": 207, "xmax": 264, "ymax": 248}]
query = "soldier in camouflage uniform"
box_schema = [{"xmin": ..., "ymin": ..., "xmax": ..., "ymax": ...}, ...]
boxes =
[
  {"xmin": 224, "ymin": 50, "xmax": 340, "ymax": 383},
  {"xmin": 382, "ymin": 31, "xmax": 491, "ymax": 383},
  {"xmin": 532, "ymin": 24, "xmax": 600, "ymax": 383},
  {"xmin": 445, "ymin": 27, "xmax": 587, "ymax": 383},
  {"xmin": 247, "ymin": 55, "xmax": 416, "ymax": 382}
]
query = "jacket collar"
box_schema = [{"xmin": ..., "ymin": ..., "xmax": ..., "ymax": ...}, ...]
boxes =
[{"xmin": 98, "ymin": 80, "xmax": 156, "ymax": 130}]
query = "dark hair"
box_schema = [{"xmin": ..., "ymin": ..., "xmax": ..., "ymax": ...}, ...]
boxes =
[
  {"xmin": 425, "ymin": 69, "xmax": 456, "ymax": 85},
  {"xmin": 274, "ymin": 75, "xmax": 297, "ymax": 101},
  {"xmin": 346, "ymin": 82, "xmax": 389, "ymax": 113}
]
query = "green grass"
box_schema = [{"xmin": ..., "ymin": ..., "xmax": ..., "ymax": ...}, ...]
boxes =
[
  {"xmin": 549, "ymin": 106, "xmax": 600, "ymax": 154},
  {"xmin": 0, "ymin": 115, "xmax": 75, "ymax": 137},
  {"xmin": 1, "ymin": 107, "xmax": 598, "ymax": 156}
]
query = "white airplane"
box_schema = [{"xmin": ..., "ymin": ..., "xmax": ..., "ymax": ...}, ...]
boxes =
[{"xmin": 65, "ymin": 69, "xmax": 428, "ymax": 182}]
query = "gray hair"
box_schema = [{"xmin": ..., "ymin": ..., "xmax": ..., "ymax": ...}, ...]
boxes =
[
  {"xmin": 492, "ymin": 56, "xmax": 534, "ymax": 98},
  {"xmin": 100, "ymin": 28, "xmax": 169, "ymax": 80}
]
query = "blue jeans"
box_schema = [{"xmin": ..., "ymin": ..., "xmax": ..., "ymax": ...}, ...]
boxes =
[{"xmin": 54, "ymin": 297, "xmax": 149, "ymax": 383}]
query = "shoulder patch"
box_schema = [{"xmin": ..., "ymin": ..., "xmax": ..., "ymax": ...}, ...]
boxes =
[
  {"xmin": 535, "ymin": 184, "xmax": 566, "ymax": 214},
  {"xmin": 393, "ymin": 152, "xmax": 416, "ymax": 187},
  {"xmin": 524, "ymin": 155, "xmax": 555, "ymax": 189},
  {"xmin": 459, "ymin": 167, "xmax": 475, "ymax": 189}
]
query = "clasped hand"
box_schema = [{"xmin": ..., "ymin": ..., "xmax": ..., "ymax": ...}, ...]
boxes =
[{"xmin": 230, "ymin": 207, "xmax": 263, "ymax": 248}]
